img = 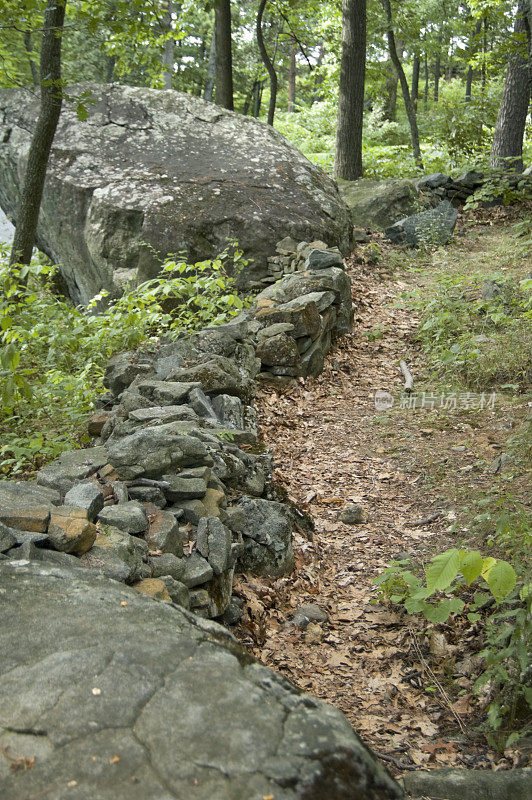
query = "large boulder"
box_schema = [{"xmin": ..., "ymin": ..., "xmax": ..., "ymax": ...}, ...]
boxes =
[
  {"xmin": 0, "ymin": 560, "xmax": 403, "ymax": 800},
  {"xmin": 0, "ymin": 84, "xmax": 352, "ymax": 304},
  {"xmin": 338, "ymin": 178, "xmax": 432, "ymax": 230}
]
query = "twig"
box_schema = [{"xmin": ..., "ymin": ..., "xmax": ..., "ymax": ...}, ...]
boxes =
[
  {"xmin": 410, "ymin": 511, "xmax": 441, "ymax": 527},
  {"xmin": 375, "ymin": 751, "xmax": 419, "ymax": 771},
  {"xmin": 409, "ymin": 630, "xmax": 466, "ymax": 733},
  {"xmin": 399, "ymin": 360, "xmax": 414, "ymax": 393}
]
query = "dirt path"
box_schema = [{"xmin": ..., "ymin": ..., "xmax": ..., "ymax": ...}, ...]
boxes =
[{"xmin": 234, "ymin": 217, "xmax": 531, "ymax": 776}]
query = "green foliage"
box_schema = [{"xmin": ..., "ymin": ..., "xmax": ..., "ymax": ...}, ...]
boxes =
[
  {"xmin": 421, "ymin": 78, "xmax": 501, "ymax": 165},
  {"xmin": 0, "ymin": 244, "xmax": 248, "ymax": 477},
  {"xmin": 465, "ymin": 169, "xmax": 532, "ymax": 210},
  {"xmin": 374, "ymin": 548, "xmax": 517, "ymax": 622},
  {"xmin": 410, "ymin": 269, "xmax": 532, "ymax": 390},
  {"xmin": 374, "ymin": 549, "xmax": 531, "ymax": 747}
]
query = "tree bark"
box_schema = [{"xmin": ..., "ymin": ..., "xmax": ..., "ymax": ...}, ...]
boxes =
[
  {"xmin": 423, "ymin": 52, "xmax": 429, "ymax": 108},
  {"xmin": 334, "ymin": 0, "xmax": 367, "ymax": 180},
  {"xmin": 215, "ymin": 0, "xmax": 233, "ymax": 110},
  {"xmin": 257, "ymin": 0, "xmax": 278, "ymax": 126},
  {"xmin": 490, "ymin": 0, "xmax": 531, "ymax": 172},
  {"xmin": 381, "ymin": 0, "xmax": 423, "ymax": 169},
  {"xmin": 382, "ymin": 58, "xmax": 398, "ymax": 121},
  {"xmin": 161, "ymin": 1, "xmax": 174, "ymax": 90},
  {"xmin": 287, "ymin": 34, "xmax": 296, "ymax": 112},
  {"xmin": 203, "ymin": 25, "xmax": 216, "ymax": 101},
  {"xmin": 434, "ymin": 55, "xmax": 441, "ymax": 101},
  {"xmin": 10, "ymin": 0, "xmax": 67, "ymax": 267},
  {"xmin": 465, "ymin": 19, "xmax": 482, "ymax": 102},
  {"xmin": 411, "ymin": 53, "xmax": 420, "ymax": 109}
]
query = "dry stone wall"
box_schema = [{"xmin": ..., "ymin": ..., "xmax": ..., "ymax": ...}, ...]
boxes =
[{"xmin": 0, "ymin": 241, "xmax": 352, "ymax": 622}]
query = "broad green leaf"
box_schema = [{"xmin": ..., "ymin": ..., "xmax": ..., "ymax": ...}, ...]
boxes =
[
  {"xmin": 460, "ymin": 550, "xmax": 483, "ymax": 584},
  {"xmin": 486, "ymin": 560, "xmax": 516, "ymax": 602},
  {"xmin": 426, "ymin": 549, "xmax": 461, "ymax": 593},
  {"xmin": 481, "ymin": 557, "xmax": 497, "ymax": 579}
]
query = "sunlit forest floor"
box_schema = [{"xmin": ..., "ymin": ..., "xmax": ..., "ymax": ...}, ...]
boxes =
[{"xmin": 233, "ymin": 205, "xmax": 532, "ymax": 775}]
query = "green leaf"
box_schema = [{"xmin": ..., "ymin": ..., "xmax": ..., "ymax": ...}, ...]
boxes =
[
  {"xmin": 460, "ymin": 550, "xmax": 483, "ymax": 584},
  {"xmin": 426, "ymin": 548, "xmax": 461, "ymax": 593},
  {"xmin": 485, "ymin": 560, "xmax": 516, "ymax": 602}
]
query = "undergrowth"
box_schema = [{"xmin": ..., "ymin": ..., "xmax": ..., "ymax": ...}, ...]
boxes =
[{"xmin": 0, "ymin": 244, "xmax": 248, "ymax": 477}]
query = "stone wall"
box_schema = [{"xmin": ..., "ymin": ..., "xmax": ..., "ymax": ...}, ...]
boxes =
[{"xmin": 0, "ymin": 241, "xmax": 352, "ymax": 622}]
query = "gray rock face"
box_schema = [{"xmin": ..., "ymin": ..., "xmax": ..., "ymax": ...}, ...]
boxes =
[
  {"xmin": 385, "ymin": 199, "xmax": 459, "ymax": 247},
  {"xmin": 97, "ymin": 501, "xmax": 148, "ymax": 534},
  {"xmin": 338, "ymin": 178, "xmax": 429, "ymax": 229},
  {"xmin": 36, "ymin": 447, "xmax": 108, "ymax": 495},
  {"xmin": 105, "ymin": 423, "xmax": 209, "ymax": 480},
  {"xmin": 403, "ymin": 768, "xmax": 532, "ymax": 800},
  {"xmin": 0, "ymin": 84, "xmax": 352, "ymax": 304},
  {"xmin": 64, "ymin": 482, "xmax": 104, "ymax": 520},
  {"xmin": 0, "ymin": 561, "xmax": 403, "ymax": 800},
  {"xmin": 237, "ymin": 497, "xmax": 295, "ymax": 577}
]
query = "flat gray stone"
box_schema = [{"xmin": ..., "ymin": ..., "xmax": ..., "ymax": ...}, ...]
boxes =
[
  {"xmin": 0, "ymin": 481, "xmax": 60, "ymax": 508},
  {"xmin": 163, "ymin": 474, "xmax": 207, "ymax": 501},
  {"xmin": 150, "ymin": 552, "xmax": 185, "ymax": 581},
  {"xmin": 403, "ymin": 768, "xmax": 532, "ymax": 800},
  {"xmin": 97, "ymin": 501, "xmax": 147, "ymax": 534},
  {"xmin": 145, "ymin": 510, "xmax": 183, "ymax": 557},
  {"xmin": 0, "ymin": 560, "xmax": 403, "ymax": 799},
  {"xmin": 105, "ymin": 422, "xmax": 209, "ymax": 480},
  {"xmin": 0, "ymin": 522, "xmax": 17, "ymax": 553},
  {"xmin": 64, "ymin": 482, "xmax": 104, "ymax": 521},
  {"xmin": 181, "ymin": 551, "xmax": 214, "ymax": 588},
  {"xmin": 304, "ymin": 249, "xmax": 343, "ymax": 270},
  {"xmin": 36, "ymin": 447, "xmax": 108, "ymax": 495},
  {"xmin": 385, "ymin": 199, "xmax": 459, "ymax": 248},
  {"xmin": 197, "ymin": 517, "xmax": 233, "ymax": 576}
]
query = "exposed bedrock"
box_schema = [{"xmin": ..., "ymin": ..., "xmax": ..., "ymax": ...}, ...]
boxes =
[{"xmin": 0, "ymin": 560, "xmax": 404, "ymax": 800}]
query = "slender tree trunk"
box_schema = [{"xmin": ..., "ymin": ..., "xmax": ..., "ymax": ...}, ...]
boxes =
[
  {"xmin": 411, "ymin": 53, "xmax": 420, "ymax": 109},
  {"xmin": 490, "ymin": 0, "xmax": 531, "ymax": 172},
  {"xmin": 434, "ymin": 55, "xmax": 441, "ymax": 101},
  {"xmin": 382, "ymin": 58, "xmax": 398, "ymax": 121},
  {"xmin": 287, "ymin": 34, "xmax": 296, "ymax": 112},
  {"xmin": 23, "ymin": 32, "xmax": 38, "ymax": 87},
  {"xmin": 215, "ymin": 0, "xmax": 233, "ymax": 110},
  {"xmin": 423, "ymin": 52, "xmax": 429, "ymax": 108},
  {"xmin": 312, "ymin": 42, "xmax": 325, "ymax": 104},
  {"xmin": 381, "ymin": 0, "xmax": 423, "ymax": 169},
  {"xmin": 161, "ymin": 1, "xmax": 174, "ymax": 90},
  {"xmin": 257, "ymin": 0, "xmax": 278, "ymax": 125},
  {"xmin": 203, "ymin": 25, "xmax": 216, "ymax": 101},
  {"xmin": 334, "ymin": 0, "xmax": 367, "ymax": 180},
  {"xmin": 106, "ymin": 55, "xmax": 116, "ymax": 82},
  {"xmin": 10, "ymin": 0, "xmax": 67, "ymax": 267},
  {"xmin": 465, "ymin": 18, "xmax": 482, "ymax": 102}
]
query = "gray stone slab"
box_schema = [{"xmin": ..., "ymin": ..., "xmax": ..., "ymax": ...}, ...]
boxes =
[{"xmin": 0, "ymin": 561, "xmax": 403, "ymax": 799}]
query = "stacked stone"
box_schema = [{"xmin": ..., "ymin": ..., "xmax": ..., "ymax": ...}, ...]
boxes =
[
  {"xmin": 263, "ymin": 236, "xmax": 343, "ymax": 286},
  {"xmin": 416, "ymin": 169, "xmax": 532, "ymax": 206},
  {"xmin": 1, "ymin": 239, "xmax": 352, "ymax": 621},
  {"xmin": 253, "ymin": 243, "xmax": 352, "ymax": 382}
]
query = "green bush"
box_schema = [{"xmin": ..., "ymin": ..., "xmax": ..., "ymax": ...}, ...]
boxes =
[
  {"xmin": 375, "ymin": 549, "xmax": 531, "ymax": 748},
  {"xmin": 0, "ymin": 244, "xmax": 248, "ymax": 476}
]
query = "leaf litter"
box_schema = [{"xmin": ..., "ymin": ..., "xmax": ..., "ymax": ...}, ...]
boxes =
[{"xmin": 232, "ymin": 218, "xmax": 531, "ymax": 777}]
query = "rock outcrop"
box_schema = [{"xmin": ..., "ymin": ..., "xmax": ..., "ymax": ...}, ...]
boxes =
[
  {"xmin": 0, "ymin": 560, "xmax": 404, "ymax": 800},
  {"xmin": 0, "ymin": 84, "xmax": 352, "ymax": 304}
]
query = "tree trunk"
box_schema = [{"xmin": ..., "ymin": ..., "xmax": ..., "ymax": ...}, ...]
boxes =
[
  {"xmin": 423, "ymin": 52, "xmax": 429, "ymax": 108},
  {"xmin": 334, "ymin": 0, "xmax": 367, "ymax": 180},
  {"xmin": 203, "ymin": 25, "xmax": 216, "ymax": 101},
  {"xmin": 411, "ymin": 53, "xmax": 420, "ymax": 109},
  {"xmin": 161, "ymin": 1, "xmax": 174, "ymax": 90},
  {"xmin": 257, "ymin": 0, "xmax": 278, "ymax": 126},
  {"xmin": 10, "ymin": 0, "xmax": 67, "ymax": 267},
  {"xmin": 465, "ymin": 19, "xmax": 482, "ymax": 102},
  {"xmin": 490, "ymin": 0, "xmax": 531, "ymax": 172},
  {"xmin": 434, "ymin": 55, "xmax": 440, "ymax": 101},
  {"xmin": 382, "ymin": 58, "xmax": 398, "ymax": 121},
  {"xmin": 287, "ymin": 35, "xmax": 296, "ymax": 112},
  {"xmin": 381, "ymin": 0, "xmax": 423, "ymax": 169},
  {"xmin": 215, "ymin": 0, "xmax": 234, "ymax": 110}
]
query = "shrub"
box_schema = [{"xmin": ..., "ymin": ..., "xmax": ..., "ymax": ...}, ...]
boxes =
[{"xmin": 0, "ymin": 243, "xmax": 248, "ymax": 476}]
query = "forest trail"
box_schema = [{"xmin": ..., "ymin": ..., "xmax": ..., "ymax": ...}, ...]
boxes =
[{"xmin": 234, "ymin": 211, "xmax": 531, "ymax": 777}]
